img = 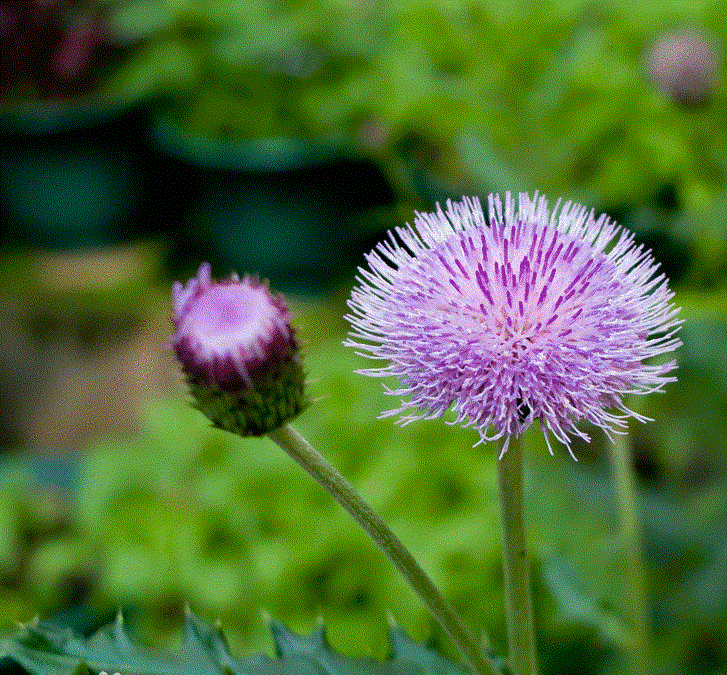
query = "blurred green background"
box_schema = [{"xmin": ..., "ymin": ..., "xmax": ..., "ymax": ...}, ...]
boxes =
[{"xmin": 0, "ymin": 0, "xmax": 726, "ymax": 674}]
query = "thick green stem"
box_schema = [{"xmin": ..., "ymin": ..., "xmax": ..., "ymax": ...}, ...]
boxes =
[
  {"xmin": 267, "ymin": 423, "xmax": 500, "ymax": 675},
  {"xmin": 608, "ymin": 431, "xmax": 650, "ymax": 675},
  {"xmin": 496, "ymin": 437, "xmax": 538, "ymax": 675}
]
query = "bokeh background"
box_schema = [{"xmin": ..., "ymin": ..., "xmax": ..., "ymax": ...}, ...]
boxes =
[{"xmin": 1, "ymin": 1, "xmax": 726, "ymax": 673}]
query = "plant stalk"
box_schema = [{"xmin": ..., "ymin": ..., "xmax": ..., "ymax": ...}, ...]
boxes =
[
  {"xmin": 608, "ymin": 431, "xmax": 650, "ymax": 675},
  {"xmin": 496, "ymin": 437, "xmax": 538, "ymax": 675},
  {"xmin": 268, "ymin": 423, "xmax": 500, "ymax": 675}
]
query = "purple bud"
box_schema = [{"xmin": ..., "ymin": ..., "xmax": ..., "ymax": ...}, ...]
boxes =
[
  {"xmin": 171, "ymin": 263, "xmax": 307, "ymax": 436},
  {"xmin": 646, "ymin": 27, "xmax": 721, "ymax": 106}
]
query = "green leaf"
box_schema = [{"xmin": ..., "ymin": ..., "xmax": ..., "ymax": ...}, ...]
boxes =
[
  {"xmin": 106, "ymin": 0, "xmax": 178, "ymax": 41},
  {"xmin": 2, "ymin": 611, "xmax": 472, "ymax": 675},
  {"xmin": 539, "ymin": 555, "xmax": 628, "ymax": 647},
  {"xmin": 454, "ymin": 128, "xmax": 529, "ymax": 197},
  {"xmin": 103, "ymin": 40, "xmax": 200, "ymax": 100}
]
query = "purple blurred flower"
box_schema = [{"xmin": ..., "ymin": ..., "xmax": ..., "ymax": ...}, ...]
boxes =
[
  {"xmin": 345, "ymin": 193, "xmax": 682, "ymax": 458},
  {"xmin": 51, "ymin": 17, "xmax": 105, "ymax": 80},
  {"xmin": 0, "ymin": 0, "xmax": 113, "ymax": 104},
  {"xmin": 646, "ymin": 27, "xmax": 721, "ymax": 107},
  {"xmin": 171, "ymin": 263, "xmax": 307, "ymax": 436}
]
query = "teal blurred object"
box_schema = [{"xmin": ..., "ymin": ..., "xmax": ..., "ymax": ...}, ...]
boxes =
[
  {"xmin": 200, "ymin": 177, "xmax": 340, "ymax": 294},
  {"xmin": 0, "ymin": 146, "xmax": 138, "ymax": 250},
  {"xmin": 0, "ymin": 98, "xmax": 136, "ymax": 136},
  {"xmin": 150, "ymin": 114, "xmax": 347, "ymax": 173},
  {"xmin": 0, "ymin": 101, "xmax": 143, "ymax": 250},
  {"xmin": 151, "ymin": 113, "xmax": 386, "ymax": 294}
]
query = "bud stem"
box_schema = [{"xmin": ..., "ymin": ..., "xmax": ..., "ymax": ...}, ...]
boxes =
[{"xmin": 267, "ymin": 423, "xmax": 501, "ymax": 675}]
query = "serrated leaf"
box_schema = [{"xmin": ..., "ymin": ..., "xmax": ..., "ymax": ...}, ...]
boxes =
[
  {"xmin": 2, "ymin": 611, "xmax": 473, "ymax": 675},
  {"xmin": 389, "ymin": 627, "xmax": 473, "ymax": 675}
]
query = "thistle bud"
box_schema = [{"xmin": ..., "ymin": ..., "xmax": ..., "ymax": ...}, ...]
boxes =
[
  {"xmin": 646, "ymin": 27, "xmax": 721, "ymax": 107},
  {"xmin": 171, "ymin": 263, "xmax": 307, "ymax": 436}
]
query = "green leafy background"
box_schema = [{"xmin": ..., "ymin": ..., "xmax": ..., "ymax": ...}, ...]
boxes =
[
  {"xmin": 1, "ymin": 0, "xmax": 726, "ymax": 673},
  {"xmin": 1, "ymin": 287, "xmax": 726, "ymax": 674},
  {"xmin": 101, "ymin": 0, "xmax": 727, "ymax": 215}
]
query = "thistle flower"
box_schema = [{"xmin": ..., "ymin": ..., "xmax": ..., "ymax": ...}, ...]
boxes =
[
  {"xmin": 345, "ymin": 193, "xmax": 682, "ymax": 458},
  {"xmin": 171, "ymin": 262, "xmax": 306, "ymax": 436}
]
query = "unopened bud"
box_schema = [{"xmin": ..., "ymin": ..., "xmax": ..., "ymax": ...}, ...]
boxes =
[
  {"xmin": 646, "ymin": 27, "xmax": 721, "ymax": 106},
  {"xmin": 170, "ymin": 263, "xmax": 307, "ymax": 436}
]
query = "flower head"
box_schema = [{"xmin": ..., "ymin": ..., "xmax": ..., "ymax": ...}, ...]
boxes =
[
  {"xmin": 171, "ymin": 262, "xmax": 307, "ymax": 436},
  {"xmin": 345, "ymin": 193, "xmax": 681, "ymax": 458}
]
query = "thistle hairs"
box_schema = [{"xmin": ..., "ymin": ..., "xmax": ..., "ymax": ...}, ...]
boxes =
[{"xmin": 345, "ymin": 192, "xmax": 682, "ymax": 459}]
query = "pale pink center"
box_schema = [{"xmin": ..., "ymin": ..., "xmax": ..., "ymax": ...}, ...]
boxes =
[{"xmin": 183, "ymin": 284, "xmax": 274, "ymax": 353}]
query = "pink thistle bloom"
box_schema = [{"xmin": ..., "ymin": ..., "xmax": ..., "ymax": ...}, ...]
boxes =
[
  {"xmin": 345, "ymin": 193, "xmax": 682, "ymax": 458},
  {"xmin": 51, "ymin": 18, "xmax": 106, "ymax": 81},
  {"xmin": 171, "ymin": 262, "xmax": 307, "ymax": 436}
]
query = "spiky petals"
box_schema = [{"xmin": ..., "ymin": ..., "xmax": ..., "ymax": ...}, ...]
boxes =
[
  {"xmin": 345, "ymin": 193, "xmax": 682, "ymax": 458},
  {"xmin": 171, "ymin": 263, "xmax": 307, "ymax": 436}
]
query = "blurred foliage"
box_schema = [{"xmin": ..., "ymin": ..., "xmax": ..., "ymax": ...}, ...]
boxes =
[
  {"xmin": 0, "ymin": 290, "xmax": 726, "ymax": 673},
  {"xmin": 3, "ymin": 0, "xmax": 727, "ymax": 287},
  {"xmin": 103, "ymin": 0, "xmax": 727, "ymax": 215},
  {"xmin": 1, "ymin": 1, "xmax": 727, "ymax": 674},
  {"xmin": 64, "ymin": 0, "xmax": 726, "ymax": 293}
]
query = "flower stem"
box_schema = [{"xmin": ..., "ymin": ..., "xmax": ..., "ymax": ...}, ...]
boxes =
[
  {"xmin": 496, "ymin": 437, "xmax": 538, "ymax": 675},
  {"xmin": 608, "ymin": 431, "xmax": 650, "ymax": 675},
  {"xmin": 268, "ymin": 423, "xmax": 501, "ymax": 675}
]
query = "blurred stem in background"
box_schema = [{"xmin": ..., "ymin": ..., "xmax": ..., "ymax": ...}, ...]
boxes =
[
  {"xmin": 608, "ymin": 423, "xmax": 650, "ymax": 675},
  {"xmin": 496, "ymin": 436, "xmax": 539, "ymax": 675},
  {"xmin": 268, "ymin": 423, "xmax": 501, "ymax": 675}
]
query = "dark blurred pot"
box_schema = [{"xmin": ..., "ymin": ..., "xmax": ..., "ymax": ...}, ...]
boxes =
[
  {"xmin": 0, "ymin": 98, "xmax": 144, "ymax": 250},
  {"xmin": 150, "ymin": 114, "xmax": 394, "ymax": 294}
]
